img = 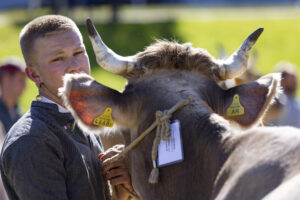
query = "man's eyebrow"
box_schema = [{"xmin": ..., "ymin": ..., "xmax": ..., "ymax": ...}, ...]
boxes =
[
  {"xmin": 52, "ymin": 51, "xmax": 64, "ymax": 55},
  {"xmin": 47, "ymin": 51, "xmax": 64, "ymax": 57},
  {"xmin": 47, "ymin": 45, "xmax": 85, "ymax": 57},
  {"xmin": 74, "ymin": 45, "xmax": 86, "ymax": 50}
]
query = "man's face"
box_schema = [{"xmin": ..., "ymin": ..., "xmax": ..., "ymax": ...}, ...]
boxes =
[{"xmin": 31, "ymin": 30, "xmax": 90, "ymax": 101}]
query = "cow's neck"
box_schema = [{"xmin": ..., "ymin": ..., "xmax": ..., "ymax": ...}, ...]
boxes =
[
  {"xmin": 195, "ymin": 112, "xmax": 233, "ymax": 195},
  {"xmin": 196, "ymin": 84, "xmax": 235, "ymax": 197}
]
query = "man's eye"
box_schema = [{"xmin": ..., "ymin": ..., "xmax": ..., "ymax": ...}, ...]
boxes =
[
  {"xmin": 74, "ymin": 51, "xmax": 84, "ymax": 56},
  {"xmin": 51, "ymin": 57, "xmax": 63, "ymax": 62}
]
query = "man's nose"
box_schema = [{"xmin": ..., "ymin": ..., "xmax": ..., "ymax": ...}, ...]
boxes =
[{"xmin": 67, "ymin": 57, "xmax": 81, "ymax": 73}]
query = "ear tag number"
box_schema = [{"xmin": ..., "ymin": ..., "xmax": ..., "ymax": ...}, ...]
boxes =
[
  {"xmin": 226, "ymin": 94, "xmax": 244, "ymax": 116},
  {"xmin": 93, "ymin": 108, "xmax": 114, "ymax": 127}
]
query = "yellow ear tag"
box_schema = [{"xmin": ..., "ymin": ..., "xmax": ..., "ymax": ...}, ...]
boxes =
[
  {"xmin": 93, "ymin": 108, "xmax": 114, "ymax": 127},
  {"xmin": 226, "ymin": 94, "xmax": 244, "ymax": 116}
]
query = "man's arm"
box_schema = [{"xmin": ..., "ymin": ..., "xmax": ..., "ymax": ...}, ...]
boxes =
[{"xmin": 1, "ymin": 136, "xmax": 68, "ymax": 200}]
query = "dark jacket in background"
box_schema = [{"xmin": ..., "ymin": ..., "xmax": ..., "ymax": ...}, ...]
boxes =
[{"xmin": 0, "ymin": 99, "xmax": 22, "ymax": 134}]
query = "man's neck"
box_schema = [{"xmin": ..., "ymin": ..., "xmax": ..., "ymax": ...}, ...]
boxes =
[
  {"xmin": 39, "ymin": 90, "xmax": 63, "ymax": 106},
  {"xmin": 38, "ymin": 96, "xmax": 70, "ymax": 113}
]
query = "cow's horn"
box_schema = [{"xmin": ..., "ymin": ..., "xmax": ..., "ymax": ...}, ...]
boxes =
[
  {"xmin": 86, "ymin": 18, "xmax": 135, "ymax": 75},
  {"xmin": 218, "ymin": 28, "xmax": 264, "ymax": 80}
]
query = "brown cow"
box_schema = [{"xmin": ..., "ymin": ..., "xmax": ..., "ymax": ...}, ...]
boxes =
[{"xmin": 59, "ymin": 19, "xmax": 300, "ymax": 200}]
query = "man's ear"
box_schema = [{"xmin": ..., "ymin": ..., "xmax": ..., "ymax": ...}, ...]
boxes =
[
  {"xmin": 25, "ymin": 66, "xmax": 41, "ymax": 85},
  {"xmin": 221, "ymin": 73, "xmax": 282, "ymax": 127},
  {"xmin": 59, "ymin": 73, "xmax": 125, "ymax": 131}
]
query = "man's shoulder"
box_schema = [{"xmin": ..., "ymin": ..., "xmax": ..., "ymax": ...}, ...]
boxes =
[
  {"xmin": 0, "ymin": 130, "xmax": 65, "ymax": 181},
  {"xmin": 2, "ymin": 111, "xmax": 56, "ymax": 154},
  {"xmin": 2, "ymin": 134, "xmax": 45, "ymax": 154},
  {"xmin": 8, "ymin": 110, "xmax": 49, "ymax": 134}
]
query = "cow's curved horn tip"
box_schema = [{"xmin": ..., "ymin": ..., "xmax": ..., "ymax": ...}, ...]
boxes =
[
  {"xmin": 248, "ymin": 27, "xmax": 264, "ymax": 42},
  {"xmin": 255, "ymin": 27, "xmax": 264, "ymax": 34},
  {"xmin": 86, "ymin": 18, "xmax": 92, "ymax": 26},
  {"xmin": 86, "ymin": 18, "xmax": 97, "ymax": 37}
]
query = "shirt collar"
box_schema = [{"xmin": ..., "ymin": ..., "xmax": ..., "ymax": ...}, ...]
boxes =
[{"xmin": 39, "ymin": 96, "xmax": 70, "ymax": 113}]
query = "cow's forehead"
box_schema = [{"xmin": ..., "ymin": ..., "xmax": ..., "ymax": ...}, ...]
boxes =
[
  {"xmin": 125, "ymin": 70, "xmax": 218, "ymax": 105},
  {"xmin": 124, "ymin": 40, "xmax": 217, "ymax": 80},
  {"xmin": 127, "ymin": 69, "xmax": 212, "ymax": 85}
]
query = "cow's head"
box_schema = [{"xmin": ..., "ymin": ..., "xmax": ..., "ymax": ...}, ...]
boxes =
[{"xmin": 59, "ymin": 19, "xmax": 281, "ymax": 132}]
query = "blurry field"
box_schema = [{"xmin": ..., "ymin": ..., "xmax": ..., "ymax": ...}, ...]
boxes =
[{"xmin": 1, "ymin": 5, "xmax": 300, "ymax": 112}]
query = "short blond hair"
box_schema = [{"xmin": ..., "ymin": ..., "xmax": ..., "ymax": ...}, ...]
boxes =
[{"xmin": 20, "ymin": 15, "xmax": 82, "ymax": 66}]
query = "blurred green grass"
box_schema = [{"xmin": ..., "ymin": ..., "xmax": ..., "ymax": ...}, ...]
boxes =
[{"xmin": 1, "ymin": 6, "xmax": 300, "ymax": 112}]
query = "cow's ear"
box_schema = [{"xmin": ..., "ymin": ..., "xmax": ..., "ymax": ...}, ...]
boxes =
[
  {"xmin": 59, "ymin": 73, "xmax": 123, "ymax": 131},
  {"xmin": 222, "ymin": 73, "xmax": 281, "ymax": 127}
]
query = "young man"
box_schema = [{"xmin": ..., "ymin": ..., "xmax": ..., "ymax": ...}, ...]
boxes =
[
  {"xmin": 0, "ymin": 59, "xmax": 26, "ymax": 134},
  {"xmin": 0, "ymin": 15, "xmax": 133, "ymax": 200}
]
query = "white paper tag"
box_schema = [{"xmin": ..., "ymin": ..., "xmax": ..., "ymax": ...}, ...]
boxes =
[{"xmin": 157, "ymin": 120, "xmax": 184, "ymax": 167}]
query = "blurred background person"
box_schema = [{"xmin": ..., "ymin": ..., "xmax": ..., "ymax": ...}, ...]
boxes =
[
  {"xmin": 0, "ymin": 57, "xmax": 26, "ymax": 135},
  {"xmin": 0, "ymin": 57, "xmax": 25, "ymax": 200},
  {"xmin": 0, "ymin": 57, "xmax": 26, "ymax": 200},
  {"xmin": 266, "ymin": 61, "xmax": 300, "ymax": 128}
]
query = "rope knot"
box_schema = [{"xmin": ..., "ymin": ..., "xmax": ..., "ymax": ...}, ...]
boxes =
[
  {"xmin": 149, "ymin": 108, "xmax": 175, "ymax": 184},
  {"xmin": 101, "ymin": 98, "xmax": 196, "ymax": 187}
]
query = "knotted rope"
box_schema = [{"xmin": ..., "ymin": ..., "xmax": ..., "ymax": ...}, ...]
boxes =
[
  {"xmin": 103, "ymin": 98, "xmax": 194, "ymax": 170},
  {"xmin": 102, "ymin": 97, "xmax": 196, "ymax": 198}
]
